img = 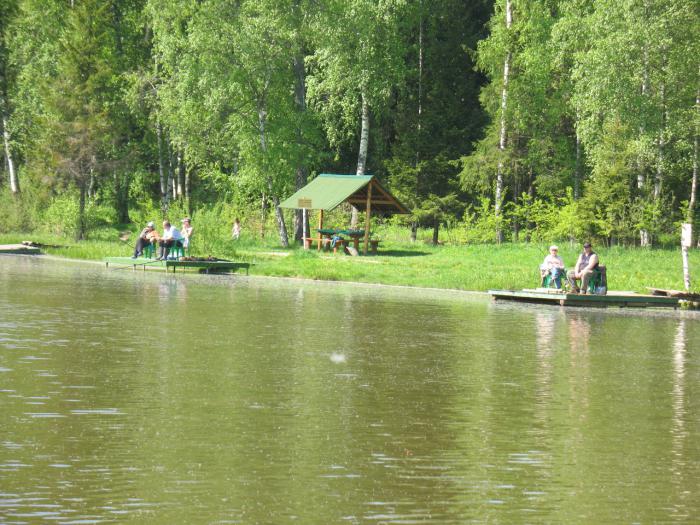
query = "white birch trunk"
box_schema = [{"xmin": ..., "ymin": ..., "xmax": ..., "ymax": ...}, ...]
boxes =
[
  {"xmin": 1, "ymin": 113, "xmax": 18, "ymax": 194},
  {"xmin": 185, "ymin": 163, "xmax": 191, "ymax": 205},
  {"xmin": 168, "ymin": 144, "xmax": 176, "ymax": 201},
  {"xmin": 352, "ymin": 89, "xmax": 370, "ymax": 228},
  {"xmin": 176, "ymin": 149, "xmax": 184, "ymax": 199},
  {"xmin": 156, "ymin": 121, "xmax": 169, "ymax": 212},
  {"xmin": 258, "ymin": 106, "xmax": 289, "ymax": 247},
  {"xmin": 638, "ymin": 43, "xmax": 650, "ymax": 246},
  {"xmin": 356, "ymin": 90, "xmax": 369, "ymax": 176},
  {"xmin": 682, "ymin": 242, "xmax": 691, "ymax": 291},
  {"xmin": 495, "ymin": 0, "xmax": 512, "ymax": 244},
  {"xmin": 293, "ymin": 51, "xmax": 308, "ymax": 241},
  {"xmin": 654, "ymin": 80, "xmax": 666, "ymax": 200}
]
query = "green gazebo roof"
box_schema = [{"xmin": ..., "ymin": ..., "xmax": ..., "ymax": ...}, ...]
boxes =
[{"xmin": 278, "ymin": 173, "xmax": 408, "ymax": 214}]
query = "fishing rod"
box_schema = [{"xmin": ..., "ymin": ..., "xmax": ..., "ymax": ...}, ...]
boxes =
[{"xmin": 110, "ymin": 258, "xmax": 165, "ymax": 271}]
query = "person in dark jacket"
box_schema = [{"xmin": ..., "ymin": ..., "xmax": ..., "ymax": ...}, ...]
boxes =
[{"xmin": 567, "ymin": 242, "xmax": 599, "ymax": 294}]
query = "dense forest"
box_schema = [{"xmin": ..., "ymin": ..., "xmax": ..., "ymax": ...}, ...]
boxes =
[{"xmin": 0, "ymin": 0, "xmax": 698, "ymax": 247}]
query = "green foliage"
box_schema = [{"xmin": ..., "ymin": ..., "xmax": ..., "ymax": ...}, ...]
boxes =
[
  {"xmin": 0, "ymin": 189, "xmax": 35, "ymax": 232},
  {"xmin": 452, "ymin": 197, "xmax": 510, "ymax": 244},
  {"xmin": 1, "ymin": 0, "xmax": 698, "ymax": 248},
  {"xmin": 42, "ymin": 195, "xmax": 114, "ymax": 238}
]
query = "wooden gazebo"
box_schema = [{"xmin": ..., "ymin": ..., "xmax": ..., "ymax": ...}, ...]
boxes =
[{"xmin": 279, "ymin": 173, "xmax": 408, "ymax": 254}]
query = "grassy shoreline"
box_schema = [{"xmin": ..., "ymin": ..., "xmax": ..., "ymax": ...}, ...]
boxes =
[{"xmin": 2, "ymin": 233, "xmax": 698, "ymax": 293}]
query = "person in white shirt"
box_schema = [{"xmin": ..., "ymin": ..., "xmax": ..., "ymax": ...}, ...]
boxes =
[
  {"xmin": 540, "ymin": 245, "xmax": 566, "ymax": 289},
  {"xmin": 158, "ymin": 221, "xmax": 183, "ymax": 260},
  {"xmin": 231, "ymin": 218, "xmax": 241, "ymax": 240}
]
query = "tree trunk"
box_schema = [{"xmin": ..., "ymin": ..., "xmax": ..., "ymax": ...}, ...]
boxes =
[
  {"xmin": 574, "ymin": 128, "xmax": 581, "ymax": 200},
  {"xmin": 177, "ymin": 149, "xmax": 185, "ymax": 199},
  {"xmin": 416, "ymin": 1, "xmax": 423, "ymax": 165},
  {"xmin": 654, "ymin": 79, "xmax": 666, "ymax": 200},
  {"xmin": 88, "ymin": 166, "xmax": 97, "ymax": 199},
  {"xmin": 638, "ymin": 44, "xmax": 652, "ymax": 246},
  {"xmin": 77, "ymin": 181, "xmax": 87, "ymax": 241},
  {"xmin": 293, "ymin": 165, "xmax": 308, "ymax": 242},
  {"xmin": 114, "ymin": 171, "xmax": 130, "ymax": 224},
  {"xmin": 260, "ymin": 192, "xmax": 266, "ymax": 239},
  {"xmin": 1, "ymin": 112, "xmax": 18, "ymax": 194},
  {"xmin": 157, "ymin": 121, "xmax": 168, "ymax": 213},
  {"xmin": 258, "ymin": 105, "xmax": 289, "ymax": 247},
  {"xmin": 432, "ymin": 219, "xmax": 439, "ymax": 245},
  {"xmin": 185, "ymin": 164, "xmax": 191, "ymax": 214},
  {"xmin": 292, "ymin": 52, "xmax": 308, "ymax": 242},
  {"xmin": 352, "ymin": 89, "xmax": 370, "ymax": 228},
  {"xmin": 495, "ymin": 0, "xmax": 512, "ymax": 244},
  {"xmin": 692, "ymin": 86, "xmax": 699, "ymax": 248},
  {"xmin": 410, "ymin": 221, "xmax": 418, "ymax": 243},
  {"xmin": 512, "ymin": 164, "xmax": 520, "ymax": 242},
  {"xmin": 167, "ymin": 143, "xmax": 176, "ymax": 201}
]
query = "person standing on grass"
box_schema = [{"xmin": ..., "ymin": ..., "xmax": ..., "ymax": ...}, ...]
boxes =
[
  {"xmin": 541, "ymin": 245, "xmax": 566, "ymax": 289},
  {"xmin": 232, "ymin": 218, "xmax": 241, "ymax": 240},
  {"xmin": 567, "ymin": 241, "xmax": 599, "ymax": 294},
  {"xmin": 132, "ymin": 222, "xmax": 159, "ymax": 258},
  {"xmin": 181, "ymin": 217, "xmax": 193, "ymax": 250},
  {"xmin": 158, "ymin": 221, "xmax": 184, "ymax": 260}
]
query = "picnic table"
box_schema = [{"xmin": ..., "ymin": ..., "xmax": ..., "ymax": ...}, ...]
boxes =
[{"xmin": 303, "ymin": 228, "xmax": 380, "ymax": 254}]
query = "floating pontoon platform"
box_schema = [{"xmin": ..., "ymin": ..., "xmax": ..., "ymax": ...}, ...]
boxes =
[
  {"xmin": 0, "ymin": 244, "xmax": 41, "ymax": 255},
  {"xmin": 104, "ymin": 257, "xmax": 250, "ymax": 274},
  {"xmin": 489, "ymin": 288, "xmax": 682, "ymax": 308}
]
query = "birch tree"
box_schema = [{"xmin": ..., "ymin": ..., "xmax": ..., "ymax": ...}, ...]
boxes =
[
  {"xmin": 572, "ymin": 0, "xmax": 699, "ymax": 245},
  {"xmin": 307, "ymin": 0, "xmax": 408, "ymax": 226},
  {"xmin": 0, "ymin": 0, "xmax": 19, "ymax": 194},
  {"xmin": 494, "ymin": 0, "xmax": 512, "ymax": 243}
]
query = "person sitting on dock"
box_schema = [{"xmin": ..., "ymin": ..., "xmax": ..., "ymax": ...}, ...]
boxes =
[
  {"xmin": 132, "ymin": 222, "xmax": 160, "ymax": 258},
  {"xmin": 157, "ymin": 221, "xmax": 184, "ymax": 260},
  {"xmin": 540, "ymin": 245, "xmax": 566, "ymax": 289},
  {"xmin": 567, "ymin": 241, "xmax": 599, "ymax": 294}
]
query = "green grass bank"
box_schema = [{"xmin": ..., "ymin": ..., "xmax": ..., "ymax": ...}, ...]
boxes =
[{"xmin": 1, "ymin": 232, "xmax": 697, "ymax": 293}]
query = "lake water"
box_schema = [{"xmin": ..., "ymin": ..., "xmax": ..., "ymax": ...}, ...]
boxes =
[{"xmin": 1, "ymin": 256, "xmax": 699, "ymax": 524}]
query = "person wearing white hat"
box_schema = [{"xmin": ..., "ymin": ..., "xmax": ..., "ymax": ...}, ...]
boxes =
[
  {"xmin": 540, "ymin": 245, "xmax": 566, "ymax": 289},
  {"xmin": 131, "ymin": 221, "xmax": 160, "ymax": 258}
]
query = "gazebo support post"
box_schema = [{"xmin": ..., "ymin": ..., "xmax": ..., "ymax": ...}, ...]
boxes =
[
  {"xmin": 363, "ymin": 181, "xmax": 372, "ymax": 255},
  {"xmin": 317, "ymin": 209, "xmax": 324, "ymax": 250}
]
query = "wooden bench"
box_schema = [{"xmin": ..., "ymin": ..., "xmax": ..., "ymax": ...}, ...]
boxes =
[
  {"xmin": 303, "ymin": 237, "xmax": 347, "ymax": 253},
  {"xmin": 303, "ymin": 237, "xmax": 328, "ymax": 250}
]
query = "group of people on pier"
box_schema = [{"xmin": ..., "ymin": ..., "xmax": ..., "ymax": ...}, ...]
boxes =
[
  {"xmin": 132, "ymin": 218, "xmax": 193, "ymax": 260},
  {"xmin": 541, "ymin": 242, "xmax": 600, "ymax": 293}
]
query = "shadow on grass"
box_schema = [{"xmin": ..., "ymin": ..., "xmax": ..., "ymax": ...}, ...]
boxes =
[{"xmin": 376, "ymin": 250, "xmax": 430, "ymax": 258}]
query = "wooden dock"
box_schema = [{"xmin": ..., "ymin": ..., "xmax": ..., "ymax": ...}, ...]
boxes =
[
  {"xmin": 489, "ymin": 288, "xmax": 682, "ymax": 308},
  {"xmin": 0, "ymin": 244, "xmax": 41, "ymax": 255},
  {"xmin": 104, "ymin": 257, "xmax": 250, "ymax": 274}
]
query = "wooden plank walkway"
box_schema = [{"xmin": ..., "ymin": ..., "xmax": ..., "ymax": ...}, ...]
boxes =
[
  {"xmin": 104, "ymin": 257, "xmax": 250, "ymax": 274},
  {"xmin": 489, "ymin": 288, "xmax": 681, "ymax": 308}
]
